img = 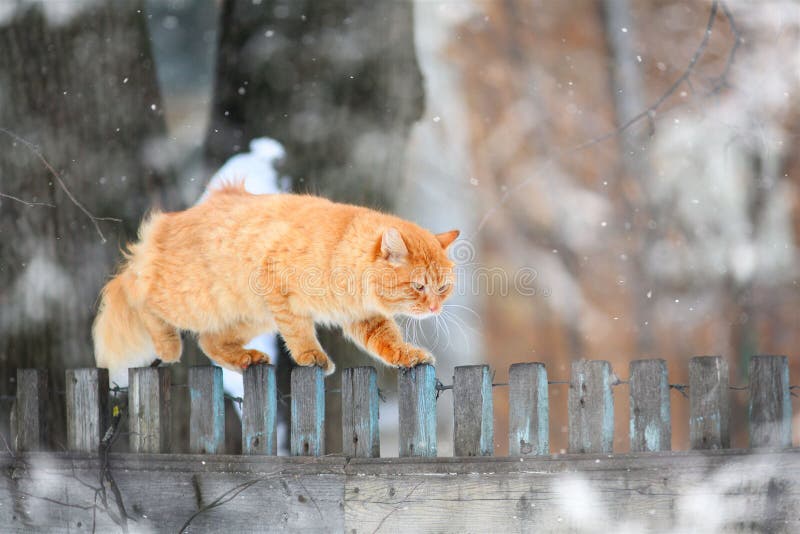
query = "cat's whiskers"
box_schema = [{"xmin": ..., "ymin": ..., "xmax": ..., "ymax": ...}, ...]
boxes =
[
  {"xmin": 432, "ymin": 314, "xmax": 445, "ymax": 351},
  {"xmin": 446, "ymin": 309, "xmax": 481, "ymax": 338},
  {"xmin": 436, "ymin": 313, "xmax": 452, "ymax": 351},
  {"xmin": 440, "ymin": 309, "xmax": 480, "ymax": 351},
  {"xmin": 442, "ymin": 310, "xmax": 468, "ymax": 347},
  {"xmin": 443, "ymin": 303, "xmax": 483, "ymax": 325}
]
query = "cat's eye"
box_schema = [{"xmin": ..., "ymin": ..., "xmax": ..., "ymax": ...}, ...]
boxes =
[
  {"xmin": 411, "ymin": 282, "xmax": 425, "ymax": 292},
  {"xmin": 437, "ymin": 283, "xmax": 451, "ymax": 294}
]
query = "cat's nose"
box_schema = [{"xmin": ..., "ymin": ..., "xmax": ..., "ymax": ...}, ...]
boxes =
[{"xmin": 429, "ymin": 304, "xmax": 440, "ymax": 313}]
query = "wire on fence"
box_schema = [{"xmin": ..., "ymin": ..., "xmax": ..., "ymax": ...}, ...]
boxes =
[{"xmin": 85, "ymin": 371, "xmax": 800, "ymax": 405}]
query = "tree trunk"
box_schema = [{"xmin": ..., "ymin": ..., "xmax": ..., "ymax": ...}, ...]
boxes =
[
  {"xmin": 601, "ymin": 0, "xmax": 657, "ymax": 354},
  {"xmin": 0, "ymin": 2, "xmax": 174, "ymax": 447},
  {"xmin": 206, "ymin": 0, "xmax": 424, "ymax": 452}
]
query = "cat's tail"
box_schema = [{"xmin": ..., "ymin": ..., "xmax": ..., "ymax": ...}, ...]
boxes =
[{"xmin": 93, "ymin": 272, "xmax": 155, "ymax": 387}]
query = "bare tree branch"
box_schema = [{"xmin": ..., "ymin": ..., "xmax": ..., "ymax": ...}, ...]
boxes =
[
  {"xmin": 475, "ymin": 0, "xmax": 740, "ymax": 236},
  {"xmin": 0, "ymin": 127, "xmax": 121, "ymax": 243},
  {"xmin": 0, "ymin": 192, "xmax": 55, "ymax": 208}
]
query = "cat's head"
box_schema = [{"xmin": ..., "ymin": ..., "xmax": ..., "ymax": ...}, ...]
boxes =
[{"xmin": 372, "ymin": 225, "xmax": 460, "ymax": 318}]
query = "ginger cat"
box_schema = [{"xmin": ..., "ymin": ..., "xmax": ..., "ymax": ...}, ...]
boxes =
[{"xmin": 93, "ymin": 184, "xmax": 459, "ymax": 385}]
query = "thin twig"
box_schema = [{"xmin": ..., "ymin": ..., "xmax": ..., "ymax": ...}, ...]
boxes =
[
  {"xmin": 0, "ymin": 126, "xmax": 121, "ymax": 243},
  {"xmin": 0, "ymin": 192, "xmax": 55, "ymax": 208},
  {"xmin": 178, "ymin": 478, "xmax": 262, "ymax": 533},
  {"xmin": 573, "ymin": 1, "xmax": 720, "ymax": 152},
  {"xmin": 475, "ymin": 0, "xmax": 737, "ymax": 237}
]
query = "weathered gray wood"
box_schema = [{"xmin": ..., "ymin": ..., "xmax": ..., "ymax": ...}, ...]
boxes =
[
  {"xmin": 189, "ymin": 366, "xmax": 225, "ymax": 454},
  {"xmin": 242, "ymin": 364, "xmax": 277, "ymax": 455},
  {"xmin": 453, "ymin": 365, "xmax": 493, "ymax": 457},
  {"xmin": 291, "ymin": 366, "xmax": 325, "ymax": 456},
  {"xmin": 342, "ymin": 367, "xmax": 379, "ymax": 458},
  {"xmin": 629, "ymin": 359, "xmax": 671, "ymax": 452},
  {"xmin": 65, "ymin": 368, "xmax": 110, "ymax": 453},
  {"xmin": 129, "ymin": 367, "xmax": 171, "ymax": 453},
  {"xmin": 398, "ymin": 364, "xmax": 437, "ymax": 457},
  {"xmin": 508, "ymin": 362, "xmax": 548, "ymax": 456},
  {"xmin": 345, "ymin": 450, "xmax": 800, "ymax": 533},
  {"xmin": 568, "ymin": 360, "xmax": 614, "ymax": 453},
  {"xmin": 12, "ymin": 369, "xmax": 48, "ymax": 452},
  {"xmin": 3, "ymin": 450, "xmax": 800, "ymax": 533},
  {"xmin": 689, "ymin": 356, "xmax": 730, "ymax": 449},
  {"xmin": 749, "ymin": 355, "xmax": 792, "ymax": 448},
  {"xmin": 0, "ymin": 453, "xmax": 346, "ymax": 532}
]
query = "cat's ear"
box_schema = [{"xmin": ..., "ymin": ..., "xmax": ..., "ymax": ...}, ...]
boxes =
[
  {"xmin": 435, "ymin": 230, "xmax": 460, "ymax": 249},
  {"xmin": 381, "ymin": 227, "xmax": 408, "ymax": 264}
]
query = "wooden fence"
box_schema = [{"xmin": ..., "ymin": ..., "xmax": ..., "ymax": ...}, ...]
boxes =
[{"xmin": 2, "ymin": 356, "xmax": 799, "ymax": 532}]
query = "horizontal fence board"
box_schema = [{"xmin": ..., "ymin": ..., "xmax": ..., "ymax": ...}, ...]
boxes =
[
  {"xmin": 0, "ymin": 453, "xmax": 345, "ymax": 533},
  {"xmin": 2, "ymin": 450, "xmax": 799, "ymax": 533}
]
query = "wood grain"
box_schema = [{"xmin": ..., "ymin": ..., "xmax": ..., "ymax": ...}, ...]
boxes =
[
  {"xmin": 189, "ymin": 366, "xmax": 225, "ymax": 454},
  {"xmin": 629, "ymin": 359, "xmax": 670, "ymax": 452},
  {"xmin": 129, "ymin": 367, "xmax": 171, "ymax": 453},
  {"xmin": 689, "ymin": 356, "xmax": 730, "ymax": 449},
  {"xmin": 342, "ymin": 366, "xmax": 379, "ymax": 458},
  {"xmin": 568, "ymin": 360, "xmax": 614, "ymax": 453},
  {"xmin": 508, "ymin": 362, "xmax": 548, "ymax": 456},
  {"xmin": 291, "ymin": 366, "xmax": 325, "ymax": 456},
  {"xmin": 242, "ymin": 364, "xmax": 277, "ymax": 455},
  {"xmin": 398, "ymin": 364, "xmax": 437, "ymax": 457},
  {"xmin": 749, "ymin": 355, "xmax": 792, "ymax": 448},
  {"xmin": 12, "ymin": 369, "xmax": 48, "ymax": 452},
  {"xmin": 65, "ymin": 368, "xmax": 109, "ymax": 453},
  {"xmin": 453, "ymin": 365, "xmax": 493, "ymax": 457},
  {"xmin": 2, "ymin": 450, "xmax": 799, "ymax": 532}
]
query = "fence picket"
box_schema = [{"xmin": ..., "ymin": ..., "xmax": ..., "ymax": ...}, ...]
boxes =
[
  {"xmin": 749, "ymin": 355, "xmax": 792, "ymax": 448},
  {"xmin": 66, "ymin": 368, "xmax": 109, "ymax": 453},
  {"xmin": 508, "ymin": 363, "xmax": 548, "ymax": 456},
  {"xmin": 568, "ymin": 360, "xmax": 614, "ymax": 453},
  {"xmin": 342, "ymin": 367, "xmax": 380, "ymax": 458},
  {"xmin": 629, "ymin": 359, "xmax": 671, "ymax": 452},
  {"xmin": 13, "ymin": 369, "xmax": 48, "ymax": 452},
  {"xmin": 129, "ymin": 367, "xmax": 171, "ymax": 453},
  {"xmin": 242, "ymin": 364, "xmax": 277, "ymax": 455},
  {"xmin": 398, "ymin": 364, "xmax": 437, "ymax": 457},
  {"xmin": 291, "ymin": 366, "xmax": 325, "ymax": 456},
  {"xmin": 453, "ymin": 365, "xmax": 493, "ymax": 456},
  {"xmin": 189, "ymin": 366, "xmax": 225, "ymax": 454},
  {"xmin": 689, "ymin": 356, "xmax": 730, "ymax": 450}
]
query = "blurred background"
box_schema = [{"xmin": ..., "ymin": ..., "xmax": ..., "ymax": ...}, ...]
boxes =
[{"xmin": 1, "ymin": 0, "xmax": 798, "ymax": 456}]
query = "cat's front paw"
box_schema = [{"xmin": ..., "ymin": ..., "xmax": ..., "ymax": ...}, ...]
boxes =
[
  {"xmin": 396, "ymin": 346, "xmax": 435, "ymax": 368},
  {"xmin": 238, "ymin": 349, "xmax": 272, "ymax": 369},
  {"xmin": 295, "ymin": 349, "xmax": 336, "ymax": 376}
]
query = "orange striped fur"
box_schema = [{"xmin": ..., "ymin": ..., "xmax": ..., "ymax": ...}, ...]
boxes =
[{"xmin": 93, "ymin": 185, "xmax": 458, "ymax": 383}]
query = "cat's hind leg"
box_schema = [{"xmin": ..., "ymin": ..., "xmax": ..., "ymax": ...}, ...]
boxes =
[
  {"xmin": 198, "ymin": 323, "xmax": 272, "ymax": 371},
  {"xmin": 140, "ymin": 310, "xmax": 182, "ymax": 364}
]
